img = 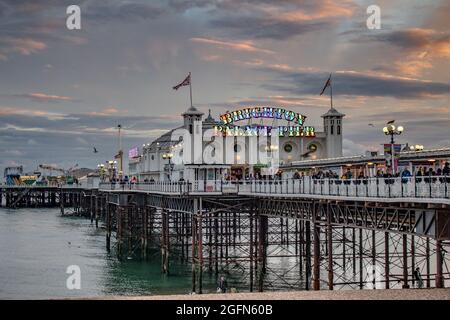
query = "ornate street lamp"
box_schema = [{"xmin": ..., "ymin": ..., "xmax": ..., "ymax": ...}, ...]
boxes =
[
  {"xmin": 162, "ymin": 153, "xmax": 174, "ymax": 180},
  {"xmin": 409, "ymin": 144, "xmax": 424, "ymax": 151},
  {"xmin": 382, "ymin": 123, "xmax": 404, "ymax": 175},
  {"xmin": 383, "ymin": 124, "xmax": 404, "ymax": 144}
]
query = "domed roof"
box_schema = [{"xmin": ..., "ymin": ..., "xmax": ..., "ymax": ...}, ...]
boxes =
[
  {"xmin": 148, "ymin": 126, "xmax": 183, "ymax": 150},
  {"xmin": 182, "ymin": 105, "xmax": 204, "ymax": 117},
  {"xmin": 321, "ymin": 107, "xmax": 345, "ymax": 117}
]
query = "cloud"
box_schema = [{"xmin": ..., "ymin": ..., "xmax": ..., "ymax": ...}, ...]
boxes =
[
  {"xmin": 355, "ymin": 28, "xmax": 450, "ymax": 76},
  {"xmin": 343, "ymin": 138, "xmax": 370, "ymax": 156},
  {"xmin": 190, "ymin": 37, "xmax": 274, "ymax": 54},
  {"xmin": 6, "ymin": 92, "xmax": 79, "ymax": 103},
  {"xmin": 257, "ymin": 68, "xmax": 450, "ymax": 99},
  {"xmin": 0, "ymin": 37, "xmax": 46, "ymax": 60},
  {"xmin": 83, "ymin": 1, "xmax": 168, "ymax": 23},
  {"xmin": 85, "ymin": 107, "xmax": 120, "ymax": 116},
  {"xmin": 207, "ymin": 0, "xmax": 356, "ymax": 39}
]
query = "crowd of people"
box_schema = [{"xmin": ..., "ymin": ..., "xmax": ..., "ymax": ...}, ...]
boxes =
[
  {"xmin": 105, "ymin": 162, "xmax": 450, "ymax": 185},
  {"xmin": 291, "ymin": 162, "xmax": 450, "ymax": 182}
]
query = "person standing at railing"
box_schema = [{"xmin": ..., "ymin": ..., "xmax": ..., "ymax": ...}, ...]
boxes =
[
  {"xmin": 401, "ymin": 168, "xmax": 412, "ymax": 184},
  {"xmin": 443, "ymin": 162, "xmax": 450, "ymax": 176},
  {"xmin": 424, "ymin": 168, "xmax": 436, "ymax": 183},
  {"xmin": 344, "ymin": 168, "xmax": 352, "ymax": 180}
]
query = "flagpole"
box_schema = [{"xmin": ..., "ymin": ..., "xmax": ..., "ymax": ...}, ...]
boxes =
[
  {"xmin": 189, "ymin": 72, "xmax": 193, "ymax": 108},
  {"xmin": 330, "ymin": 73, "xmax": 333, "ymax": 108}
]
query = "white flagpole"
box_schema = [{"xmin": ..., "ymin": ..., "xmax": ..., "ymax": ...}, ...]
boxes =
[
  {"xmin": 330, "ymin": 73, "xmax": 333, "ymax": 108},
  {"xmin": 189, "ymin": 72, "xmax": 193, "ymax": 108}
]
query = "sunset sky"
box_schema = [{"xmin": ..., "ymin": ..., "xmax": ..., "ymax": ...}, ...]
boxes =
[{"xmin": 1, "ymin": 0, "xmax": 449, "ymax": 172}]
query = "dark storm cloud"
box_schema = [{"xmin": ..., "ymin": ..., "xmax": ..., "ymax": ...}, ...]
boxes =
[
  {"xmin": 209, "ymin": 16, "xmax": 328, "ymax": 40},
  {"xmin": 83, "ymin": 1, "xmax": 168, "ymax": 22},
  {"xmin": 258, "ymin": 68, "xmax": 450, "ymax": 99}
]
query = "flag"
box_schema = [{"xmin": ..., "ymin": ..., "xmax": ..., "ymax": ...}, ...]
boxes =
[
  {"xmin": 173, "ymin": 73, "xmax": 191, "ymax": 90},
  {"xmin": 320, "ymin": 74, "xmax": 331, "ymax": 95}
]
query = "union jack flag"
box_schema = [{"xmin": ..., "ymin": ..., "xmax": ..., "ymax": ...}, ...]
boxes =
[
  {"xmin": 320, "ymin": 74, "xmax": 332, "ymax": 95},
  {"xmin": 173, "ymin": 73, "xmax": 191, "ymax": 90}
]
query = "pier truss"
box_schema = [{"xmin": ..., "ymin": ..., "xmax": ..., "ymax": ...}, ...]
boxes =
[{"xmin": 1, "ymin": 186, "xmax": 449, "ymax": 293}]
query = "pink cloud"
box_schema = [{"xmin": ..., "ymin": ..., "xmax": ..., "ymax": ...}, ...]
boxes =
[
  {"xmin": 0, "ymin": 37, "xmax": 47, "ymax": 60},
  {"xmin": 190, "ymin": 37, "xmax": 274, "ymax": 54}
]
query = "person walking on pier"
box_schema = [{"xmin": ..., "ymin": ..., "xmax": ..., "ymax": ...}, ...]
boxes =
[
  {"xmin": 413, "ymin": 267, "xmax": 423, "ymax": 289},
  {"xmin": 217, "ymin": 276, "xmax": 228, "ymax": 293}
]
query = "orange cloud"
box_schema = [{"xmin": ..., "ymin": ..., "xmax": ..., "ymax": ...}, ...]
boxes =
[
  {"xmin": 85, "ymin": 107, "xmax": 120, "ymax": 116},
  {"xmin": 381, "ymin": 28, "xmax": 450, "ymax": 76},
  {"xmin": 276, "ymin": 0, "xmax": 355, "ymax": 22},
  {"xmin": 0, "ymin": 37, "xmax": 47, "ymax": 60},
  {"xmin": 190, "ymin": 37, "xmax": 274, "ymax": 54}
]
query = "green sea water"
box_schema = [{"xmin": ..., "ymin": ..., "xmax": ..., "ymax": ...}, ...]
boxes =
[{"xmin": 0, "ymin": 208, "xmax": 219, "ymax": 299}]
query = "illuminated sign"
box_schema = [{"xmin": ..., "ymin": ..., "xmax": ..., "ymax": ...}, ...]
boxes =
[
  {"xmin": 214, "ymin": 125, "xmax": 315, "ymax": 137},
  {"xmin": 216, "ymin": 107, "xmax": 315, "ymax": 137},
  {"xmin": 220, "ymin": 107, "xmax": 306, "ymax": 126},
  {"xmin": 128, "ymin": 147, "xmax": 139, "ymax": 159}
]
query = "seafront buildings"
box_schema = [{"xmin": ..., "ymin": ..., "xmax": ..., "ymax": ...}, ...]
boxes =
[{"xmin": 129, "ymin": 104, "xmax": 345, "ymax": 181}]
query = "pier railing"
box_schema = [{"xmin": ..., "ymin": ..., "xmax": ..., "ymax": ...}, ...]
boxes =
[
  {"xmin": 97, "ymin": 176, "xmax": 450, "ymax": 202},
  {"xmin": 239, "ymin": 176, "xmax": 450, "ymax": 200}
]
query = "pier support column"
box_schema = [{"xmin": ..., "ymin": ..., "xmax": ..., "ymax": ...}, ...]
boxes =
[
  {"xmin": 106, "ymin": 203, "xmax": 111, "ymax": 253},
  {"xmin": 359, "ymin": 228, "xmax": 363, "ymax": 289},
  {"xmin": 371, "ymin": 229, "xmax": 376, "ymax": 289},
  {"xmin": 161, "ymin": 209, "xmax": 170, "ymax": 274},
  {"xmin": 60, "ymin": 190, "xmax": 64, "ymax": 216},
  {"xmin": 313, "ymin": 220, "xmax": 321, "ymax": 291},
  {"xmin": 327, "ymin": 211, "xmax": 333, "ymax": 290},
  {"xmin": 117, "ymin": 206, "xmax": 125, "ymax": 260},
  {"xmin": 305, "ymin": 220, "xmax": 311, "ymax": 290},
  {"xmin": 191, "ymin": 199, "xmax": 198, "ymax": 293},
  {"xmin": 402, "ymin": 234, "xmax": 410, "ymax": 288},
  {"xmin": 249, "ymin": 207, "xmax": 254, "ymax": 292},
  {"xmin": 436, "ymin": 240, "xmax": 444, "ymax": 288},
  {"xmin": 257, "ymin": 214, "xmax": 268, "ymax": 292},
  {"xmin": 90, "ymin": 192, "xmax": 94, "ymax": 223},
  {"xmin": 141, "ymin": 207, "xmax": 148, "ymax": 260},
  {"xmin": 198, "ymin": 198, "xmax": 203, "ymax": 294},
  {"xmin": 426, "ymin": 238, "xmax": 431, "ymax": 288},
  {"xmin": 95, "ymin": 194, "xmax": 99, "ymax": 228},
  {"xmin": 384, "ymin": 232, "xmax": 390, "ymax": 289}
]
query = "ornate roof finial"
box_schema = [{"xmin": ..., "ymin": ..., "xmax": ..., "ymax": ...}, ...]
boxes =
[{"xmin": 205, "ymin": 108, "xmax": 215, "ymax": 122}]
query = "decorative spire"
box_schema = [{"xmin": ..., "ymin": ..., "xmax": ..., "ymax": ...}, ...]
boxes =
[{"xmin": 205, "ymin": 109, "xmax": 214, "ymax": 122}]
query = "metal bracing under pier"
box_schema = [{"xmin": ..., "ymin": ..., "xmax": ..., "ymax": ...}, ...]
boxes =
[{"xmin": 2, "ymin": 186, "xmax": 450, "ymax": 293}]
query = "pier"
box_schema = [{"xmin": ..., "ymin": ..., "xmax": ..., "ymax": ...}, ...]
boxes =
[{"xmin": 2, "ymin": 176, "xmax": 450, "ymax": 293}]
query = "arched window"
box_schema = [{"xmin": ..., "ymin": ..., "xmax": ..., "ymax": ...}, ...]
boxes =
[
  {"xmin": 331, "ymin": 125, "xmax": 334, "ymax": 135},
  {"xmin": 337, "ymin": 125, "xmax": 341, "ymax": 135}
]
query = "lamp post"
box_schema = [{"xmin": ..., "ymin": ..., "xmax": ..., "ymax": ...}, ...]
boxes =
[
  {"xmin": 97, "ymin": 164, "xmax": 106, "ymax": 182},
  {"xmin": 382, "ymin": 124, "xmax": 404, "ymax": 175},
  {"xmin": 383, "ymin": 124, "xmax": 404, "ymax": 144},
  {"xmin": 409, "ymin": 144, "xmax": 424, "ymax": 152},
  {"xmin": 162, "ymin": 153, "xmax": 174, "ymax": 181}
]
